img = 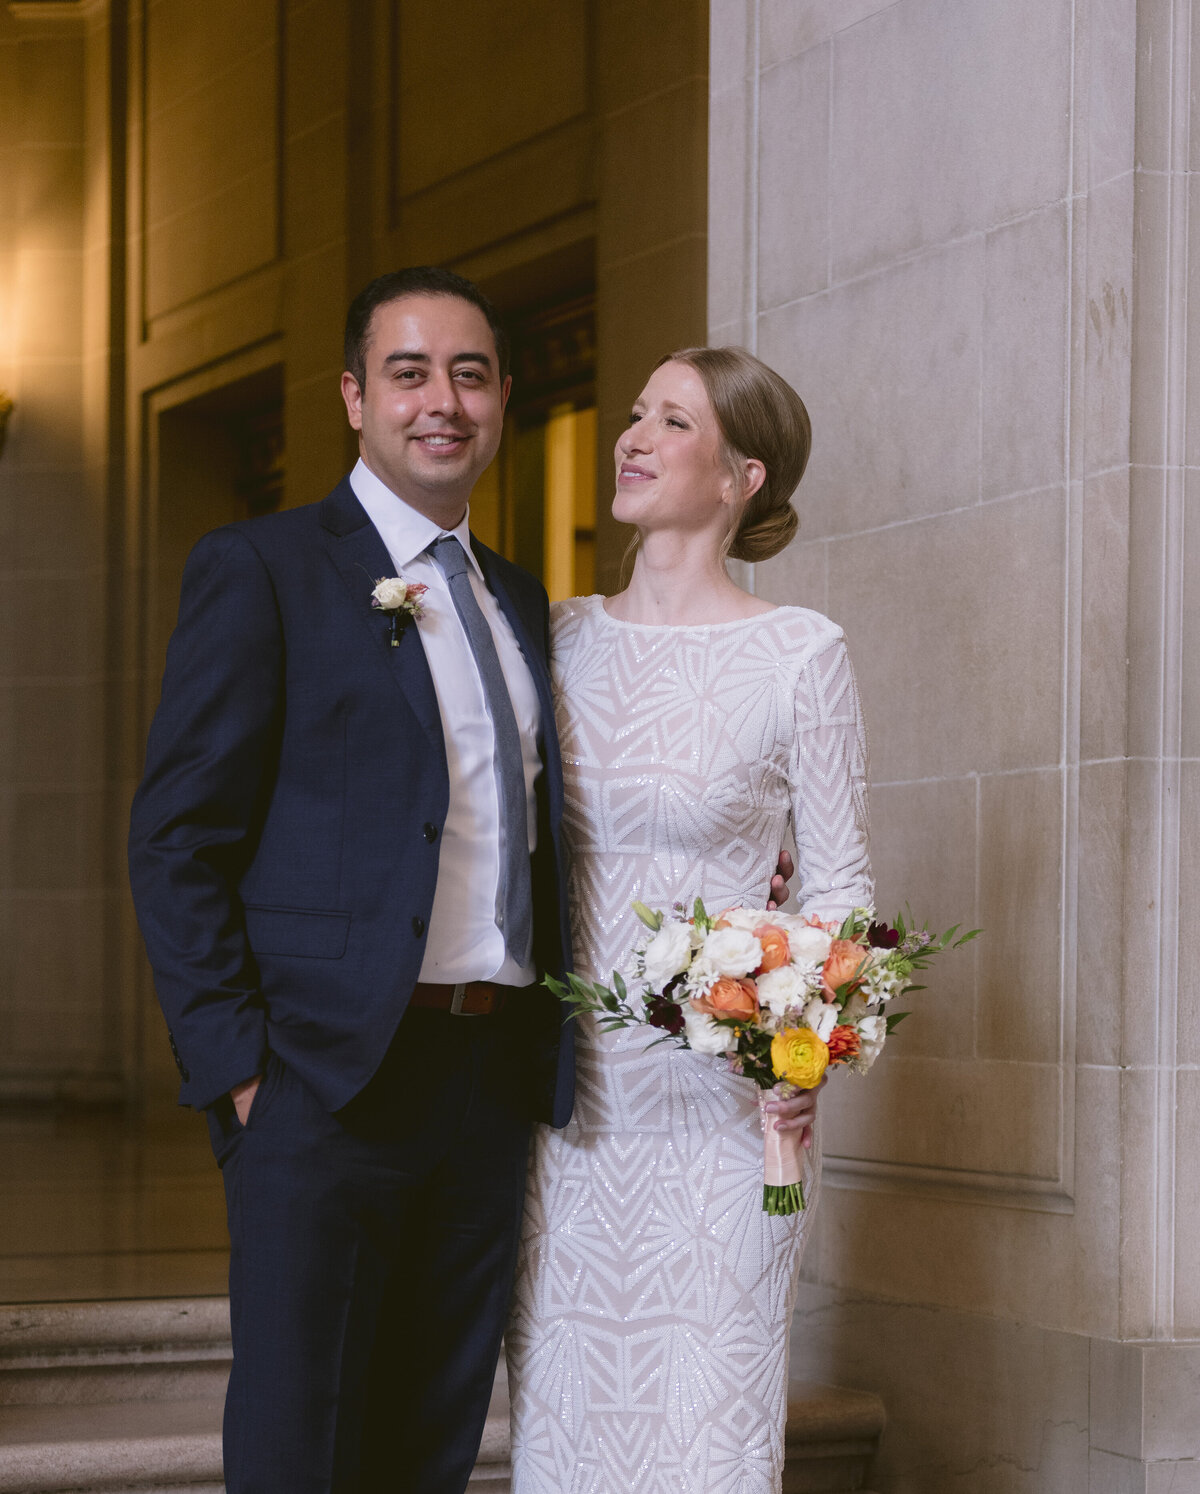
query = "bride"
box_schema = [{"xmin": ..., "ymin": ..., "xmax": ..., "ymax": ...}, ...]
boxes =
[{"xmin": 506, "ymin": 346, "xmax": 873, "ymax": 1492}]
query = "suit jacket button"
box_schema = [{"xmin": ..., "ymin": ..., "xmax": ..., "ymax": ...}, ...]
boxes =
[
  {"xmin": 423, "ymin": 823, "xmax": 438, "ymax": 843},
  {"xmin": 412, "ymin": 916, "xmax": 425, "ymax": 937}
]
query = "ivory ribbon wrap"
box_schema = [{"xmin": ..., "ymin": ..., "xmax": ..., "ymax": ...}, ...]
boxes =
[{"xmin": 758, "ymin": 1090, "xmax": 805, "ymax": 1187}]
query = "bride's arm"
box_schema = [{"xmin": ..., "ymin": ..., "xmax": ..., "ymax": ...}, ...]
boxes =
[
  {"xmin": 788, "ymin": 629, "xmax": 873, "ymax": 922},
  {"xmin": 768, "ymin": 628, "xmax": 872, "ymax": 1140}
]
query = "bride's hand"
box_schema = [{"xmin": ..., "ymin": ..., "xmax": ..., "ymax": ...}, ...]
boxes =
[
  {"xmin": 767, "ymin": 848, "xmax": 794, "ymax": 910},
  {"xmin": 765, "ymin": 1074, "xmax": 826, "ymax": 1147}
]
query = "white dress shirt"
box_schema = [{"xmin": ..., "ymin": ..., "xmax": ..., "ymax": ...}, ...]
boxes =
[{"xmin": 350, "ymin": 459, "xmax": 542, "ymax": 987}]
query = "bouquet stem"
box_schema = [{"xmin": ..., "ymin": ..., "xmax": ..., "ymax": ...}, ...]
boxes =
[
  {"xmin": 759, "ymin": 1089, "xmax": 807, "ymax": 1215},
  {"xmin": 763, "ymin": 1181, "xmax": 806, "ymax": 1215}
]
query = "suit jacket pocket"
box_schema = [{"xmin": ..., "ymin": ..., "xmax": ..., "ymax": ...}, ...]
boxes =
[{"xmin": 244, "ymin": 905, "xmax": 351, "ymax": 959}]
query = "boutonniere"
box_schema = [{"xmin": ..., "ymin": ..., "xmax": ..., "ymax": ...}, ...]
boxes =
[{"xmin": 371, "ymin": 576, "xmax": 428, "ymax": 646}]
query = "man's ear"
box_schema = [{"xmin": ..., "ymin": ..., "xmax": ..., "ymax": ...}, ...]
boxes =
[
  {"xmin": 500, "ymin": 373, "xmax": 512, "ymax": 418},
  {"xmin": 340, "ymin": 371, "xmax": 364, "ymax": 431}
]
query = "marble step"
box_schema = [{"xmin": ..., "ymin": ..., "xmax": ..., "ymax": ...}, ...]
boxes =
[
  {"xmin": 785, "ymin": 1380, "xmax": 886, "ymax": 1492},
  {"xmin": 0, "ymin": 1301, "xmax": 231, "ymax": 1408},
  {"xmin": 0, "ymin": 1300, "xmax": 882, "ymax": 1492}
]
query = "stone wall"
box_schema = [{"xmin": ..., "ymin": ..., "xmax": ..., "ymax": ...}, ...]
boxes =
[
  {"xmin": 708, "ymin": 0, "xmax": 1200, "ymax": 1488},
  {"xmin": 0, "ymin": 0, "xmax": 709, "ymax": 1104}
]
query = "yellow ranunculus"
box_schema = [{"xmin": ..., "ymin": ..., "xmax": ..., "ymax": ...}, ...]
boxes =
[{"xmin": 770, "ymin": 1026, "xmax": 829, "ymax": 1090}]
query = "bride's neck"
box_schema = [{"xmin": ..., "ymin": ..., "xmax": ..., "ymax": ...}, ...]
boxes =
[{"xmin": 607, "ymin": 532, "xmax": 769, "ymax": 625}]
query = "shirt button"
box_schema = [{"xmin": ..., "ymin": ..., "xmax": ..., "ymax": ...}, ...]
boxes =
[
  {"xmin": 412, "ymin": 916, "xmax": 425, "ymax": 937},
  {"xmin": 423, "ymin": 823, "xmax": 438, "ymax": 843}
]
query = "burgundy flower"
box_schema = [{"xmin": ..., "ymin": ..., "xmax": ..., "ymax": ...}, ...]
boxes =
[
  {"xmin": 867, "ymin": 920, "xmax": 901, "ymax": 949},
  {"xmin": 645, "ymin": 994, "xmax": 685, "ymax": 1035}
]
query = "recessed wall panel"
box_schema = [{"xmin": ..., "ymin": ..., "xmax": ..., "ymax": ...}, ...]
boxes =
[
  {"xmin": 144, "ymin": 0, "xmax": 279, "ymax": 320},
  {"xmin": 393, "ymin": 0, "xmax": 588, "ymax": 199}
]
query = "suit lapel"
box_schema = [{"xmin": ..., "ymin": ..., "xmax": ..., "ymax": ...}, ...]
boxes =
[{"xmin": 319, "ymin": 480, "xmax": 445, "ymax": 755}]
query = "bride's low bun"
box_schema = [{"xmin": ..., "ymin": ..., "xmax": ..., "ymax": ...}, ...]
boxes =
[{"xmin": 655, "ymin": 346, "xmax": 811, "ymax": 563}]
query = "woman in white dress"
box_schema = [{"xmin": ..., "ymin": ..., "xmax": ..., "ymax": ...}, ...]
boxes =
[{"xmin": 506, "ymin": 347, "xmax": 872, "ymax": 1493}]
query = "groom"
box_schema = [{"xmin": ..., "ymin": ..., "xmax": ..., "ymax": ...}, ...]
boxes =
[{"xmin": 128, "ymin": 267, "xmax": 573, "ymax": 1494}]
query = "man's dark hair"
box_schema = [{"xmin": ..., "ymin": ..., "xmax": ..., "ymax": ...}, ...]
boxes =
[{"xmin": 343, "ymin": 266, "xmax": 510, "ymax": 389}]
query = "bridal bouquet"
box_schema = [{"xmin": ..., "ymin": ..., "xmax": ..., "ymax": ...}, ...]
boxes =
[{"xmin": 546, "ymin": 900, "xmax": 977, "ymax": 1216}]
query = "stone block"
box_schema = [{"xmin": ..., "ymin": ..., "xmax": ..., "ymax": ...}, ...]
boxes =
[
  {"xmin": 1085, "ymin": 0, "xmax": 1137, "ymax": 189},
  {"xmin": 983, "ymin": 202, "xmax": 1069, "ymax": 501},
  {"xmin": 596, "ymin": 0, "xmax": 707, "ymax": 114},
  {"xmin": 1082, "ymin": 170, "xmax": 1134, "ymax": 478},
  {"xmin": 600, "ymin": 78, "xmax": 708, "ymax": 265},
  {"xmin": 757, "ymin": 45, "xmax": 830, "ymax": 311},
  {"xmin": 707, "ymin": 82, "xmax": 752, "ymax": 332},
  {"xmin": 976, "ymin": 769, "xmax": 1064, "ymax": 1063},
  {"xmin": 755, "ymin": 533, "xmax": 828, "ymax": 614},
  {"xmin": 757, "ymin": 237, "xmax": 983, "ymax": 538},
  {"xmin": 825, "ymin": 489, "xmax": 1066, "ymax": 782},
  {"xmin": 395, "ymin": 0, "xmax": 587, "ymax": 197},
  {"xmin": 1075, "ymin": 760, "xmax": 1129, "ymax": 1068},
  {"xmin": 824, "ymin": 1054, "xmax": 1060, "ymax": 1179},
  {"xmin": 761, "ymin": 0, "xmax": 902, "ymax": 63},
  {"xmin": 829, "ymin": 0, "xmax": 1072, "ymax": 280},
  {"xmin": 866, "ymin": 776, "xmax": 977, "ymax": 1060},
  {"xmin": 1080, "ymin": 467, "xmax": 1132, "ymax": 763}
]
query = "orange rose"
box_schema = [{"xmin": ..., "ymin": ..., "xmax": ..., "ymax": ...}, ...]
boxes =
[
  {"xmin": 821, "ymin": 939, "xmax": 869, "ymax": 1001},
  {"xmin": 753, "ymin": 923, "xmax": 790, "ymax": 973},
  {"xmin": 693, "ymin": 976, "xmax": 759, "ymax": 1022},
  {"xmin": 826, "ymin": 1025, "xmax": 861, "ymax": 1063}
]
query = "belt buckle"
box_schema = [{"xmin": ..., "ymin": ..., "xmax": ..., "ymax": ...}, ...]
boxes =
[{"xmin": 450, "ymin": 982, "xmax": 484, "ymax": 1016}]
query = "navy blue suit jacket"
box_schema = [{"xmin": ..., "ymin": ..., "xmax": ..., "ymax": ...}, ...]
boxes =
[{"xmin": 128, "ymin": 477, "xmax": 574, "ymax": 1124}]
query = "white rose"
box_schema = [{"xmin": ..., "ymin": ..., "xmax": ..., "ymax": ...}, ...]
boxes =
[
  {"xmin": 802, "ymin": 996, "xmax": 838, "ymax": 1042},
  {"xmin": 699, "ymin": 926, "xmax": 762, "ymax": 978},
  {"xmin": 372, "ymin": 577, "xmax": 410, "ymax": 609},
  {"xmin": 789, "ymin": 925, "xmax": 833, "ymax": 965},
  {"xmin": 856, "ymin": 1014, "xmax": 887, "ymax": 1069},
  {"xmin": 682, "ymin": 1006, "xmax": 738, "ymax": 1056},
  {"xmin": 840, "ymin": 991, "xmax": 868, "ymax": 1026},
  {"xmin": 641, "ymin": 921, "xmax": 693, "ymax": 993},
  {"xmin": 713, "ymin": 907, "xmax": 761, "ymax": 933},
  {"xmin": 756, "ymin": 964, "xmax": 811, "ymax": 1017}
]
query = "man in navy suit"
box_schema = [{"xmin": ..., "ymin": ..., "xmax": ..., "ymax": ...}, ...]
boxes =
[{"xmin": 128, "ymin": 267, "xmax": 573, "ymax": 1494}]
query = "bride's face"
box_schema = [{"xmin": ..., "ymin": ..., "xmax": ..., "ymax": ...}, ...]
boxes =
[{"xmin": 612, "ymin": 361, "xmax": 736, "ymax": 538}]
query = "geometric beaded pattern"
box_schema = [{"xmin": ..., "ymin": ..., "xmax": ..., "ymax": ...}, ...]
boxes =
[{"xmin": 507, "ymin": 597, "xmax": 872, "ymax": 1494}]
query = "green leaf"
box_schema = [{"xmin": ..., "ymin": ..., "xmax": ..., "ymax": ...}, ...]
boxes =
[{"xmin": 885, "ymin": 1010, "xmax": 911, "ymax": 1032}]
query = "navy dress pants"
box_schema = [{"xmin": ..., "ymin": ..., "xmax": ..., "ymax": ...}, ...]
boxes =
[{"xmin": 206, "ymin": 1005, "xmax": 533, "ymax": 1494}]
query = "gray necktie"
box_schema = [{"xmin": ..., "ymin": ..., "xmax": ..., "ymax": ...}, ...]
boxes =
[{"xmin": 430, "ymin": 535, "xmax": 533, "ymax": 970}]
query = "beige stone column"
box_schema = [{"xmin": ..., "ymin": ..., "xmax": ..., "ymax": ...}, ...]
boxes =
[{"xmin": 708, "ymin": 0, "xmax": 1200, "ymax": 1486}]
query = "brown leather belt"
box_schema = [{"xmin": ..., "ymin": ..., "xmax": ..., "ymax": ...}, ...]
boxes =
[{"xmin": 408, "ymin": 980, "xmax": 508, "ymax": 1016}]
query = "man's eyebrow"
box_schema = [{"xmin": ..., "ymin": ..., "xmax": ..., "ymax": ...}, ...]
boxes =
[{"xmin": 380, "ymin": 350, "xmax": 493, "ymax": 368}]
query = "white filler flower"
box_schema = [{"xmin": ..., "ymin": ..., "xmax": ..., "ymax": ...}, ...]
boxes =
[{"xmin": 682, "ymin": 1006, "xmax": 738, "ymax": 1055}]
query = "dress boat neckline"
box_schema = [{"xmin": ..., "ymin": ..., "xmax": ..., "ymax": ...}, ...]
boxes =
[{"xmin": 584, "ymin": 593, "xmax": 794, "ymax": 634}]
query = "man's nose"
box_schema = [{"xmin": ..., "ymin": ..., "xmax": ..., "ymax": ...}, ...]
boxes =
[{"xmin": 424, "ymin": 370, "xmax": 463, "ymax": 416}]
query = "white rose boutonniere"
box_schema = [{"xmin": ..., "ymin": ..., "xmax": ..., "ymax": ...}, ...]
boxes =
[{"xmin": 371, "ymin": 575, "xmax": 429, "ymax": 645}]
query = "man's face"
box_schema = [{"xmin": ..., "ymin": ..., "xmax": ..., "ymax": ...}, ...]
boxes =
[{"xmin": 340, "ymin": 293, "xmax": 510, "ymax": 525}]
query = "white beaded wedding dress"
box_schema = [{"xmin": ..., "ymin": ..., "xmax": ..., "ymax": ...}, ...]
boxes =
[{"xmin": 507, "ymin": 595, "xmax": 872, "ymax": 1494}]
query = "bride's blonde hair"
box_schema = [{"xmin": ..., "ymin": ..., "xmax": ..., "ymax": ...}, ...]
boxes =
[{"xmin": 656, "ymin": 346, "xmax": 812, "ymax": 563}]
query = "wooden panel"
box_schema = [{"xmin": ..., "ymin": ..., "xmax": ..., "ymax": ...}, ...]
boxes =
[
  {"xmin": 393, "ymin": 0, "xmax": 589, "ymax": 199},
  {"xmin": 143, "ymin": 0, "xmax": 279, "ymax": 320}
]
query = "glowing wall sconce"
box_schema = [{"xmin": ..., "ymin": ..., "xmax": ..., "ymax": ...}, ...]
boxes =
[{"xmin": 0, "ymin": 392, "xmax": 12, "ymax": 459}]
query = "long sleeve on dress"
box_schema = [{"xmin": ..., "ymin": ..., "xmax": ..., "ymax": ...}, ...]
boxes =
[{"xmin": 789, "ymin": 628, "xmax": 873, "ymax": 924}]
